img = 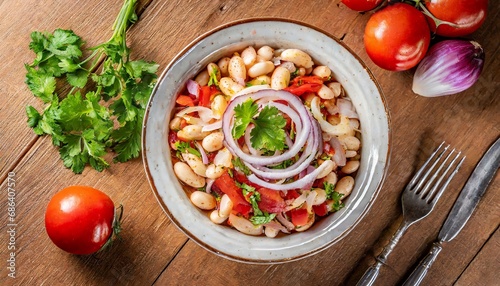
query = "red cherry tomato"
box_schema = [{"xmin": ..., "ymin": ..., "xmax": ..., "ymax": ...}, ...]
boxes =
[
  {"xmin": 342, "ymin": 0, "xmax": 384, "ymax": 12},
  {"xmin": 364, "ymin": 3, "xmax": 431, "ymax": 71},
  {"xmin": 45, "ymin": 186, "xmax": 119, "ymax": 255},
  {"xmin": 424, "ymin": 0, "xmax": 488, "ymax": 37}
]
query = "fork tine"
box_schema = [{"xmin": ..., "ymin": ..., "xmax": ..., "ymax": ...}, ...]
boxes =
[
  {"xmin": 426, "ymin": 154, "xmax": 466, "ymax": 203},
  {"xmin": 419, "ymin": 148, "xmax": 457, "ymax": 199},
  {"xmin": 410, "ymin": 142, "xmax": 449, "ymax": 192}
]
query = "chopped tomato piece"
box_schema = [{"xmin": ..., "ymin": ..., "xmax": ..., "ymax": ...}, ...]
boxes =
[
  {"xmin": 284, "ymin": 190, "xmax": 301, "ymax": 200},
  {"xmin": 199, "ymin": 86, "xmax": 211, "ymax": 107},
  {"xmin": 176, "ymin": 95, "xmax": 195, "ymax": 106},
  {"xmin": 290, "ymin": 206, "xmax": 309, "ymax": 227},
  {"xmin": 313, "ymin": 202, "xmax": 329, "ymax": 217},
  {"xmin": 233, "ymin": 171, "xmax": 261, "ymax": 189},
  {"xmin": 257, "ymin": 188, "xmax": 286, "ymax": 213},
  {"xmin": 212, "ymin": 171, "xmax": 251, "ymax": 216}
]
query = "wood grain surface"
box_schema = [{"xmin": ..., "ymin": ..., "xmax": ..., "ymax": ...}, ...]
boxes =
[{"xmin": 0, "ymin": 0, "xmax": 498, "ymax": 285}]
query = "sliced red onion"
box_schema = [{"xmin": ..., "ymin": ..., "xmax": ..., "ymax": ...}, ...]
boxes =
[
  {"xmin": 233, "ymin": 84, "xmax": 271, "ymax": 98},
  {"xmin": 186, "ymin": 79, "xmax": 200, "ymax": 98},
  {"xmin": 201, "ymin": 120, "xmax": 222, "ymax": 132},
  {"xmin": 276, "ymin": 212, "xmax": 295, "ymax": 231},
  {"xmin": 311, "ymin": 96, "xmax": 353, "ymax": 136},
  {"xmin": 194, "ymin": 141, "xmax": 209, "ymax": 164},
  {"xmin": 337, "ymin": 98, "xmax": 359, "ymax": 119},
  {"xmin": 176, "ymin": 106, "xmax": 215, "ymax": 122},
  {"xmin": 263, "ymin": 221, "xmax": 290, "ymax": 234},
  {"xmin": 329, "ymin": 136, "xmax": 347, "ymax": 167},
  {"xmin": 205, "ymin": 178, "xmax": 214, "ymax": 194},
  {"xmin": 412, "ymin": 40, "xmax": 485, "ymax": 97}
]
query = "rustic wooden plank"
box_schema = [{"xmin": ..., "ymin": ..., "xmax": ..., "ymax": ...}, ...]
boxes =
[
  {"xmin": 455, "ymin": 227, "xmax": 500, "ymax": 286},
  {"xmin": 0, "ymin": 134, "xmax": 188, "ymax": 285}
]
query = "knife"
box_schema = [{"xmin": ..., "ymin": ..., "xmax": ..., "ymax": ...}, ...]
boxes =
[{"xmin": 403, "ymin": 137, "xmax": 500, "ymax": 286}]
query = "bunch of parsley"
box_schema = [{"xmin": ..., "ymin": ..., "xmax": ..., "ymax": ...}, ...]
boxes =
[{"xmin": 25, "ymin": 0, "xmax": 159, "ymax": 174}]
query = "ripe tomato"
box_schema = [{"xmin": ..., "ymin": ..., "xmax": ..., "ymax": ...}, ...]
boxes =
[
  {"xmin": 342, "ymin": 0, "xmax": 384, "ymax": 12},
  {"xmin": 45, "ymin": 186, "xmax": 120, "ymax": 255},
  {"xmin": 424, "ymin": 0, "xmax": 488, "ymax": 37},
  {"xmin": 364, "ymin": 3, "xmax": 431, "ymax": 71}
]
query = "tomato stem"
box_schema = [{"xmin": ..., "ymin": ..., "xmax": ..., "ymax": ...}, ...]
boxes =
[
  {"xmin": 98, "ymin": 204, "xmax": 124, "ymax": 253},
  {"xmin": 417, "ymin": 2, "xmax": 460, "ymax": 30}
]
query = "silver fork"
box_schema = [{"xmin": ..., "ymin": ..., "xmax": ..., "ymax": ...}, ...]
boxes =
[{"xmin": 357, "ymin": 142, "xmax": 465, "ymax": 286}]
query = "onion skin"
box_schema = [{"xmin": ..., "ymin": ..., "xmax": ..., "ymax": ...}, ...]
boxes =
[{"xmin": 412, "ymin": 40, "xmax": 484, "ymax": 97}]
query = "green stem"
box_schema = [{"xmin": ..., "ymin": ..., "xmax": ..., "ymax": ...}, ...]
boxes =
[{"xmin": 418, "ymin": 2, "xmax": 460, "ymax": 29}]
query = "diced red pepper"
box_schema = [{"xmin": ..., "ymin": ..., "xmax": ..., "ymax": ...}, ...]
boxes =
[
  {"xmin": 176, "ymin": 95, "xmax": 195, "ymax": 106},
  {"xmin": 284, "ymin": 83, "xmax": 322, "ymax": 96},
  {"xmin": 233, "ymin": 171, "xmax": 262, "ymax": 189},
  {"xmin": 290, "ymin": 206, "xmax": 309, "ymax": 226},
  {"xmin": 212, "ymin": 171, "xmax": 251, "ymax": 216},
  {"xmin": 290, "ymin": 75, "xmax": 324, "ymax": 85},
  {"xmin": 284, "ymin": 189, "xmax": 301, "ymax": 200},
  {"xmin": 257, "ymin": 188, "xmax": 286, "ymax": 213},
  {"xmin": 313, "ymin": 202, "xmax": 329, "ymax": 217}
]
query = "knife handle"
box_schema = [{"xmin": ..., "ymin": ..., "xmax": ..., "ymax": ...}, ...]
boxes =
[{"xmin": 403, "ymin": 242, "xmax": 443, "ymax": 286}]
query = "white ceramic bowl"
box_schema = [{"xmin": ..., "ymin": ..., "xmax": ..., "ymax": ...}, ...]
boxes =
[{"xmin": 143, "ymin": 18, "xmax": 390, "ymax": 263}]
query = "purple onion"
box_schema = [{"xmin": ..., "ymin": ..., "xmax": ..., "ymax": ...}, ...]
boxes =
[{"xmin": 412, "ymin": 40, "xmax": 484, "ymax": 97}]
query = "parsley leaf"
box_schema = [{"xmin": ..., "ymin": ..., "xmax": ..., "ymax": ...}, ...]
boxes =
[
  {"xmin": 24, "ymin": 0, "xmax": 159, "ymax": 173},
  {"xmin": 232, "ymin": 99, "xmax": 258, "ymax": 139},
  {"xmin": 239, "ymin": 182, "xmax": 276, "ymax": 225},
  {"xmin": 232, "ymin": 157, "xmax": 251, "ymax": 175},
  {"xmin": 232, "ymin": 99, "xmax": 287, "ymax": 152},
  {"xmin": 324, "ymin": 181, "xmax": 345, "ymax": 211},
  {"xmin": 250, "ymin": 105, "xmax": 286, "ymax": 152}
]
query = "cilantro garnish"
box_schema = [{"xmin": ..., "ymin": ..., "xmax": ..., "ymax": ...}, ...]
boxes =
[
  {"xmin": 239, "ymin": 182, "xmax": 276, "ymax": 225},
  {"xmin": 232, "ymin": 99, "xmax": 287, "ymax": 152},
  {"xmin": 232, "ymin": 157, "xmax": 251, "ymax": 175},
  {"xmin": 324, "ymin": 181, "xmax": 345, "ymax": 211},
  {"xmin": 25, "ymin": 0, "xmax": 159, "ymax": 173}
]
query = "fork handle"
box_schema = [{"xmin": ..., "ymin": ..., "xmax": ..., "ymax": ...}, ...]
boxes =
[
  {"xmin": 357, "ymin": 220, "xmax": 411, "ymax": 286},
  {"xmin": 403, "ymin": 242, "xmax": 443, "ymax": 286}
]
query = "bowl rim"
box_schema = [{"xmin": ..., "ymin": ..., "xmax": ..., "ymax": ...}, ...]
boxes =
[{"xmin": 142, "ymin": 17, "xmax": 392, "ymax": 264}]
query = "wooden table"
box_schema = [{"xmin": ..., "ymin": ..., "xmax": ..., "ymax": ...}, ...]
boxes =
[{"xmin": 1, "ymin": 0, "xmax": 498, "ymax": 285}]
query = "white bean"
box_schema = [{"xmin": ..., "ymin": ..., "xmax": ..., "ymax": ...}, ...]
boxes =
[
  {"xmin": 229, "ymin": 213, "xmax": 263, "ymax": 236},
  {"xmin": 248, "ymin": 75, "xmax": 271, "ymax": 86},
  {"xmin": 228, "ymin": 55, "xmax": 246, "ymax": 86},
  {"xmin": 318, "ymin": 84, "xmax": 335, "ymax": 100},
  {"xmin": 205, "ymin": 164, "xmax": 225, "ymax": 179},
  {"xmin": 323, "ymin": 172, "xmax": 338, "ymax": 186},
  {"xmin": 257, "ymin": 45, "xmax": 274, "ymax": 61},
  {"xmin": 214, "ymin": 148, "xmax": 233, "ymax": 168},
  {"xmin": 174, "ymin": 162, "xmax": 205, "ymax": 188},
  {"xmin": 182, "ymin": 153, "xmax": 207, "ymax": 177},
  {"xmin": 194, "ymin": 70, "xmax": 209, "ymax": 86},
  {"xmin": 211, "ymin": 95, "xmax": 227, "ymax": 119},
  {"xmin": 298, "ymin": 67, "xmax": 307, "ymax": 76},
  {"xmin": 210, "ymin": 210, "xmax": 227, "ymax": 224},
  {"xmin": 341, "ymin": 160, "xmax": 360, "ymax": 174},
  {"xmin": 271, "ymin": 66, "xmax": 291, "ymax": 90},
  {"xmin": 219, "ymin": 77, "xmax": 244, "ymax": 96},
  {"xmin": 247, "ymin": 61, "xmax": 275, "ymax": 78},
  {"xmin": 217, "ymin": 57, "xmax": 231, "ymax": 77},
  {"xmin": 169, "ymin": 117, "xmax": 182, "ymax": 131},
  {"xmin": 190, "ymin": 191, "xmax": 216, "ymax": 210},
  {"xmin": 280, "ymin": 49, "xmax": 314, "ymax": 68},
  {"xmin": 241, "ymin": 46, "xmax": 257, "ymax": 68},
  {"xmin": 312, "ymin": 188, "xmax": 327, "ymax": 205},
  {"xmin": 312, "ymin": 65, "xmax": 331, "ymax": 79},
  {"xmin": 295, "ymin": 215, "xmax": 315, "ymax": 232},
  {"xmin": 202, "ymin": 131, "xmax": 224, "ymax": 152},
  {"xmin": 177, "ymin": 125, "xmax": 209, "ymax": 141},
  {"xmin": 206, "ymin": 63, "xmax": 221, "ymax": 81},
  {"xmin": 264, "ymin": 226, "xmax": 280, "ymax": 238},
  {"xmin": 218, "ymin": 194, "xmax": 233, "ymax": 218},
  {"xmin": 345, "ymin": 150, "xmax": 358, "ymax": 158},
  {"xmin": 340, "ymin": 135, "xmax": 361, "ymax": 151},
  {"xmin": 328, "ymin": 82, "xmax": 343, "ymax": 97},
  {"xmin": 336, "ymin": 176, "xmax": 354, "ymax": 197},
  {"xmin": 316, "ymin": 160, "xmax": 335, "ymax": 179}
]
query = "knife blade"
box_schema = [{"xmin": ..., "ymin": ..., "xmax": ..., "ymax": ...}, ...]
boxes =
[{"xmin": 403, "ymin": 137, "xmax": 500, "ymax": 286}]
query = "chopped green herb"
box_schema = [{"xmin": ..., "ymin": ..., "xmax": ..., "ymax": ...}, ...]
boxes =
[
  {"xmin": 239, "ymin": 182, "xmax": 275, "ymax": 225},
  {"xmin": 324, "ymin": 181, "xmax": 345, "ymax": 211},
  {"xmin": 174, "ymin": 141, "xmax": 201, "ymax": 158},
  {"xmin": 24, "ymin": 0, "xmax": 159, "ymax": 173},
  {"xmin": 232, "ymin": 157, "xmax": 251, "ymax": 175},
  {"xmin": 208, "ymin": 66, "xmax": 219, "ymax": 87}
]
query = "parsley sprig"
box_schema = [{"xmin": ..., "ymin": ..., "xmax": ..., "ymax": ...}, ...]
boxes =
[
  {"xmin": 324, "ymin": 181, "xmax": 345, "ymax": 211},
  {"xmin": 25, "ymin": 0, "xmax": 159, "ymax": 173},
  {"xmin": 232, "ymin": 99, "xmax": 287, "ymax": 152}
]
